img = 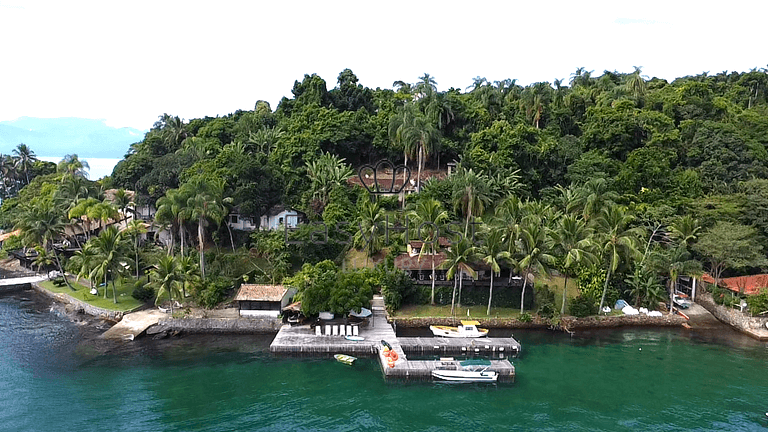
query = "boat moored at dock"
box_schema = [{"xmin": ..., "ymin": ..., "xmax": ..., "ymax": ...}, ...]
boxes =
[{"xmin": 430, "ymin": 320, "xmax": 489, "ymax": 338}]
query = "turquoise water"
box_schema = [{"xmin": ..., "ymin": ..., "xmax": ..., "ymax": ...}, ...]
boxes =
[{"xmin": 2, "ymin": 291, "xmax": 768, "ymax": 431}]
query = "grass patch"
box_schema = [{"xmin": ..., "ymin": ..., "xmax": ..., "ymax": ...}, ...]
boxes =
[
  {"xmin": 38, "ymin": 278, "xmax": 144, "ymax": 312},
  {"xmin": 540, "ymin": 275, "xmax": 579, "ymax": 314},
  {"xmin": 393, "ymin": 304, "xmax": 523, "ymax": 320}
]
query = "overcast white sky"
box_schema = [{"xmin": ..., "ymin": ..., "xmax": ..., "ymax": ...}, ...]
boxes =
[{"xmin": 1, "ymin": 0, "xmax": 765, "ymax": 131}]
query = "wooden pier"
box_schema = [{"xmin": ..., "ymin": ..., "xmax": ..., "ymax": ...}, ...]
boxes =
[{"xmin": 270, "ymin": 295, "xmax": 518, "ymax": 382}]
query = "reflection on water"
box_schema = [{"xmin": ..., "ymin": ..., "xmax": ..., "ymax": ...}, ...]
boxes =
[{"xmin": 1, "ymin": 289, "xmax": 768, "ymax": 432}]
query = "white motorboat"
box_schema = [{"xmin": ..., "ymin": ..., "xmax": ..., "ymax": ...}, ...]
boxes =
[
  {"xmin": 431, "ymin": 360, "xmax": 498, "ymax": 382},
  {"xmin": 429, "ymin": 320, "xmax": 488, "ymax": 338}
]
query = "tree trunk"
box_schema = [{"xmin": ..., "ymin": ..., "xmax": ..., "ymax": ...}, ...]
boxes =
[
  {"xmin": 561, "ymin": 274, "xmax": 568, "ymax": 315},
  {"xmin": 198, "ymin": 217, "xmax": 206, "ymax": 280},
  {"xmin": 458, "ymin": 273, "xmax": 463, "ymax": 310},
  {"xmin": 431, "ymin": 256, "xmax": 436, "ymax": 305},
  {"xmin": 52, "ymin": 247, "xmax": 74, "ymax": 291},
  {"xmin": 180, "ymin": 224, "xmax": 185, "ymax": 259},
  {"xmin": 450, "ymin": 275, "xmax": 457, "ymax": 315},
  {"xmin": 669, "ymin": 277, "xmax": 676, "ymax": 315},
  {"xmin": 417, "ymin": 145, "xmax": 423, "ymax": 192},
  {"xmin": 135, "ymin": 238, "xmax": 140, "ymax": 279},
  {"xmin": 487, "ymin": 271, "xmax": 494, "ymax": 316},
  {"xmin": 112, "ymin": 279, "xmax": 118, "ymax": 304},
  {"xmin": 519, "ymin": 270, "xmax": 529, "ymax": 314},
  {"xmin": 227, "ymin": 223, "xmax": 235, "ymax": 252},
  {"xmin": 598, "ymin": 268, "xmax": 613, "ymax": 313}
]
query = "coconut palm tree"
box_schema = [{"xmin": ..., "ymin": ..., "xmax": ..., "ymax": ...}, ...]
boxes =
[
  {"xmin": 123, "ymin": 220, "xmax": 147, "ymax": 279},
  {"xmin": 89, "ymin": 225, "xmax": 127, "ymax": 303},
  {"xmin": 177, "ymin": 255, "xmax": 200, "ymax": 298},
  {"xmin": 68, "ymin": 197, "xmax": 100, "ymax": 241},
  {"xmin": 574, "ymin": 178, "xmax": 620, "ymax": 223},
  {"xmin": 668, "ymin": 215, "xmax": 701, "ymax": 247},
  {"xmin": 409, "ymin": 198, "xmax": 449, "ymax": 304},
  {"xmin": 595, "ymin": 206, "xmax": 642, "ymax": 312},
  {"xmin": 156, "ymin": 188, "xmax": 189, "ymax": 257},
  {"xmin": 517, "ymin": 218, "xmax": 556, "ymax": 314},
  {"xmin": 152, "ymin": 255, "xmax": 182, "ymax": 314},
  {"xmin": 57, "ymin": 154, "xmax": 90, "ymax": 178},
  {"xmin": 452, "ymin": 169, "xmax": 492, "ymax": 237},
  {"xmin": 480, "ymin": 228, "xmax": 512, "ymax": 315},
  {"xmin": 15, "ymin": 201, "xmax": 73, "ymax": 289},
  {"xmin": 551, "ymin": 214, "xmax": 597, "ymax": 314},
  {"xmin": 441, "ymin": 238, "xmax": 478, "ymax": 315},
  {"xmin": 13, "ymin": 143, "xmax": 37, "ymax": 185},
  {"xmin": 353, "ymin": 200, "xmax": 386, "ymax": 265},
  {"xmin": 111, "ymin": 189, "xmax": 135, "ymax": 221},
  {"xmin": 69, "ymin": 242, "xmax": 98, "ymax": 293},
  {"xmin": 183, "ymin": 177, "xmax": 227, "ymax": 280}
]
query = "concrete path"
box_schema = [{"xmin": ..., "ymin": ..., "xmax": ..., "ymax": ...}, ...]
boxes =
[
  {"xmin": 0, "ymin": 275, "xmax": 46, "ymax": 286},
  {"xmin": 101, "ymin": 309, "xmax": 167, "ymax": 340}
]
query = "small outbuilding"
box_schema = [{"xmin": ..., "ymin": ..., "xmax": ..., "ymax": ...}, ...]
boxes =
[{"xmin": 234, "ymin": 284, "xmax": 296, "ymax": 317}]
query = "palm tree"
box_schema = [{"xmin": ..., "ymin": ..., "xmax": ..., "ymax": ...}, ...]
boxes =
[
  {"xmin": 111, "ymin": 189, "xmax": 134, "ymax": 221},
  {"xmin": 409, "ymin": 198, "xmax": 449, "ymax": 304},
  {"xmin": 441, "ymin": 238, "xmax": 478, "ymax": 315},
  {"xmin": 68, "ymin": 197, "xmax": 100, "ymax": 240},
  {"xmin": 123, "ymin": 220, "xmax": 147, "ymax": 279},
  {"xmin": 57, "ymin": 154, "xmax": 90, "ymax": 178},
  {"xmin": 624, "ymin": 66, "xmax": 648, "ymax": 100},
  {"xmin": 595, "ymin": 206, "xmax": 642, "ymax": 312},
  {"xmin": 151, "ymin": 255, "xmax": 182, "ymax": 314},
  {"xmin": 517, "ymin": 218, "xmax": 556, "ymax": 314},
  {"xmin": 574, "ymin": 178, "xmax": 620, "ymax": 223},
  {"xmin": 70, "ymin": 242, "xmax": 98, "ymax": 293},
  {"xmin": 305, "ymin": 152, "xmax": 354, "ymax": 207},
  {"xmin": 353, "ymin": 200, "xmax": 386, "ymax": 265},
  {"xmin": 177, "ymin": 255, "xmax": 200, "ymax": 298},
  {"xmin": 495, "ymin": 195, "xmax": 525, "ymax": 285},
  {"xmin": 88, "ymin": 201, "xmax": 119, "ymax": 233},
  {"xmin": 89, "ymin": 226, "xmax": 127, "ymax": 303},
  {"xmin": 668, "ymin": 215, "xmax": 701, "ymax": 247},
  {"xmin": 183, "ymin": 177, "xmax": 227, "ymax": 280},
  {"xmin": 15, "ymin": 201, "xmax": 73, "ymax": 289},
  {"xmin": 480, "ymin": 228, "xmax": 511, "ymax": 315},
  {"xmin": 247, "ymin": 126, "xmax": 285, "ymax": 154},
  {"xmin": 551, "ymin": 214, "xmax": 597, "ymax": 314},
  {"xmin": 13, "ymin": 143, "xmax": 37, "ymax": 185},
  {"xmin": 389, "ymin": 104, "xmax": 439, "ymax": 191},
  {"xmin": 156, "ymin": 188, "xmax": 189, "ymax": 257},
  {"xmin": 452, "ymin": 169, "xmax": 492, "ymax": 237}
]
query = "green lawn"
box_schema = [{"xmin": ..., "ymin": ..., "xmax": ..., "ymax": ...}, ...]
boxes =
[
  {"xmin": 39, "ymin": 278, "xmax": 144, "ymax": 312},
  {"xmin": 540, "ymin": 274, "xmax": 580, "ymax": 314},
  {"xmin": 393, "ymin": 304, "xmax": 523, "ymax": 319}
]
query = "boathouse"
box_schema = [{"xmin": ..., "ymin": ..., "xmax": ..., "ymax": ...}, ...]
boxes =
[{"xmin": 235, "ymin": 284, "xmax": 296, "ymax": 317}]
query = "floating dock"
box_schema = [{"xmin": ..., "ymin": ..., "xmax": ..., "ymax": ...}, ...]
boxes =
[{"xmin": 270, "ymin": 296, "xmax": 517, "ymax": 382}]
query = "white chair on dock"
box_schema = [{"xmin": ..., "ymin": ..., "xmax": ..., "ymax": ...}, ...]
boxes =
[
  {"xmin": 346, "ymin": 325, "xmax": 353, "ymax": 336},
  {"xmin": 325, "ymin": 324, "xmax": 331, "ymax": 336},
  {"xmin": 332, "ymin": 325, "xmax": 338, "ymax": 336},
  {"xmin": 315, "ymin": 326, "xmax": 322, "ymax": 336},
  {"xmin": 339, "ymin": 325, "xmax": 346, "ymax": 336},
  {"xmin": 352, "ymin": 326, "xmax": 359, "ymax": 336}
]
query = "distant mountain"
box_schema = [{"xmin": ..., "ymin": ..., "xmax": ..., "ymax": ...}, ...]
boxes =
[{"xmin": 0, "ymin": 117, "xmax": 146, "ymax": 159}]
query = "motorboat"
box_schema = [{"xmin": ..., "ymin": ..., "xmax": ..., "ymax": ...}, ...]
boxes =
[
  {"xmin": 673, "ymin": 295, "xmax": 692, "ymax": 309},
  {"xmin": 430, "ymin": 320, "xmax": 488, "ymax": 338},
  {"xmin": 431, "ymin": 359, "xmax": 498, "ymax": 383},
  {"xmin": 334, "ymin": 354, "xmax": 356, "ymax": 366},
  {"xmin": 345, "ymin": 335, "xmax": 365, "ymax": 342}
]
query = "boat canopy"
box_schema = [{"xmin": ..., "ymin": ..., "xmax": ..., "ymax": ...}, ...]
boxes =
[
  {"xmin": 460, "ymin": 359, "xmax": 492, "ymax": 367},
  {"xmin": 461, "ymin": 320, "xmax": 480, "ymax": 326}
]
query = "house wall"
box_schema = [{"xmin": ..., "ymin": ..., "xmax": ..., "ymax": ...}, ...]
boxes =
[
  {"xmin": 260, "ymin": 210, "xmax": 301, "ymax": 230},
  {"xmin": 240, "ymin": 310, "xmax": 280, "ymax": 318},
  {"xmin": 228, "ymin": 214, "xmax": 258, "ymax": 231}
]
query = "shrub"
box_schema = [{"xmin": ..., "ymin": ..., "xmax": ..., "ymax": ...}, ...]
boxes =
[
  {"xmin": 535, "ymin": 284, "xmax": 556, "ymax": 319},
  {"xmin": 193, "ymin": 276, "xmax": 233, "ymax": 309},
  {"xmin": 52, "ymin": 277, "xmax": 66, "ymax": 287},
  {"xmin": 131, "ymin": 280, "xmax": 155, "ymax": 303},
  {"xmin": 519, "ymin": 312, "xmax": 533, "ymax": 323},
  {"xmin": 569, "ymin": 294, "xmax": 597, "ymax": 318},
  {"xmin": 746, "ymin": 288, "xmax": 768, "ymax": 316},
  {"xmin": 381, "ymin": 270, "xmax": 415, "ymax": 312}
]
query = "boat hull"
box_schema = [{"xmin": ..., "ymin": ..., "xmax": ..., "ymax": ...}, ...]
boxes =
[
  {"xmin": 334, "ymin": 354, "xmax": 356, "ymax": 365},
  {"xmin": 431, "ymin": 370, "xmax": 498, "ymax": 382},
  {"xmin": 429, "ymin": 325, "xmax": 488, "ymax": 338}
]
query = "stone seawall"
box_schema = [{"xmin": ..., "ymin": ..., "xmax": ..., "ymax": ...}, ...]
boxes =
[
  {"xmin": 30, "ymin": 282, "xmax": 130, "ymax": 322},
  {"xmin": 157, "ymin": 317, "xmax": 283, "ymax": 334},
  {"xmin": 697, "ymin": 292, "xmax": 768, "ymax": 340},
  {"xmin": 0, "ymin": 282, "xmax": 29, "ymax": 292},
  {"xmin": 391, "ymin": 313, "xmax": 685, "ymax": 330}
]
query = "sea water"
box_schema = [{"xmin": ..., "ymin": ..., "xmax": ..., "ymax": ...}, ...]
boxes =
[{"xmin": 1, "ymin": 290, "xmax": 767, "ymax": 431}]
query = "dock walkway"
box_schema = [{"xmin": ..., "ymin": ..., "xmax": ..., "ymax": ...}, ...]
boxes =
[
  {"xmin": 101, "ymin": 309, "xmax": 166, "ymax": 340},
  {"xmin": 270, "ymin": 295, "xmax": 517, "ymax": 381}
]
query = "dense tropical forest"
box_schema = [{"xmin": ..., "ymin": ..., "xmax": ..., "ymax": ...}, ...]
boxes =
[{"xmin": 2, "ymin": 66, "xmax": 768, "ymax": 318}]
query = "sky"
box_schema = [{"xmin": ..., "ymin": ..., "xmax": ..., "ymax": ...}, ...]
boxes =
[{"xmin": 1, "ymin": 0, "xmax": 766, "ymax": 132}]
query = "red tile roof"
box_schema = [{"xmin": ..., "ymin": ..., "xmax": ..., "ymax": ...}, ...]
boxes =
[
  {"xmin": 234, "ymin": 284, "xmax": 288, "ymax": 302},
  {"xmin": 702, "ymin": 273, "xmax": 768, "ymax": 296}
]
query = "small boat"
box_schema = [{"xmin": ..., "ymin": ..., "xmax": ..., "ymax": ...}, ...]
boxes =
[
  {"xmin": 430, "ymin": 320, "xmax": 488, "ymax": 338},
  {"xmin": 432, "ymin": 359, "xmax": 498, "ymax": 383},
  {"xmin": 673, "ymin": 295, "xmax": 692, "ymax": 309},
  {"xmin": 381, "ymin": 340, "xmax": 393, "ymax": 350},
  {"xmin": 334, "ymin": 354, "xmax": 356, "ymax": 366},
  {"xmin": 345, "ymin": 335, "xmax": 365, "ymax": 342}
]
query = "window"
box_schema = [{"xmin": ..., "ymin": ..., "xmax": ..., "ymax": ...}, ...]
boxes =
[
  {"xmin": 230, "ymin": 215, "xmax": 238, "ymax": 224},
  {"xmin": 279, "ymin": 217, "xmax": 284, "ymax": 225}
]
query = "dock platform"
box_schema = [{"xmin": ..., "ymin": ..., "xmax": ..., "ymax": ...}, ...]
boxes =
[{"xmin": 270, "ymin": 296, "xmax": 518, "ymax": 382}]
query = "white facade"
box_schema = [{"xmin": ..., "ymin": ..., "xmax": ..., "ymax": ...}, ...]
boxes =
[
  {"xmin": 227, "ymin": 213, "xmax": 259, "ymax": 231},
  {"xmin": 260, "ymin": 209, "xmax": 302, "ymax": 230}
]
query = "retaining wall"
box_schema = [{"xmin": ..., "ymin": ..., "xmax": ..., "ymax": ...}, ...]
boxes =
[
  {"xmin": 391, "ymin": 313, "xmax": 685, "ymax": 330},
  {"xmin": 697, "ymin": 292, "xmax": 768, "ymax": 340},
  {"xmin": 157, "ymin": 317, "xmax": 282, "ymax": 334},
  {"xmin": 30, "ymin": 282, "xmax": 130, "ymax": 321}
]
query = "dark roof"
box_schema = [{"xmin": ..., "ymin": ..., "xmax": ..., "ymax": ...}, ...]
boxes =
[
  {"xmin": 234, "ymin": 284, "xmax": 288, "ymax": 302},
  {"xmin": 266, "ymin": 205, "xmax": 305, "ymax": 217}
]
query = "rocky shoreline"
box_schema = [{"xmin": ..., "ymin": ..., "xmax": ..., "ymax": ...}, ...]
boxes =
[{"xmin": 390, "ymin": 313, "xmax": 686, "ymax": 331}]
